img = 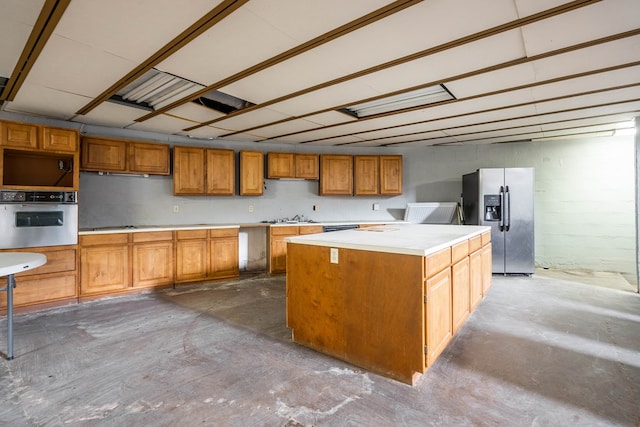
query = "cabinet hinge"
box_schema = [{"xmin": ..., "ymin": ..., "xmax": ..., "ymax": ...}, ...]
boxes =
[
  {"xmin": 424, "ymin": 345, "xmax": 428, "ymax": 354},
  {"xmin": 424, "ymin": 295, "xmax": 428, "ymax": 303}
]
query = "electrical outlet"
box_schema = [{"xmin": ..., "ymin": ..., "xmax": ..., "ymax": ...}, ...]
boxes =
[
  {"xmin": 248, "ymin": 205, "xmax": 254, "ymax": 213},
  {"xmin": 173, "ymin": 205, "xmax": 179, "ymax": 213},
  {"xmin": 373, "ymin": 203, "xmax": 380, "ymax": 211},
  {"xmin": 313, "ymin": 205, "xmax": 319, "ymax": 211},
  {"xmin": 330, "ymin": 248, "xmax": 339, "ymax": 264}
]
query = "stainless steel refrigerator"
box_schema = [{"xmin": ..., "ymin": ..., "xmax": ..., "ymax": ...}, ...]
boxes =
[{"xmin": 462, "ymin": 168, "xmax": 534, "ymax": 275}]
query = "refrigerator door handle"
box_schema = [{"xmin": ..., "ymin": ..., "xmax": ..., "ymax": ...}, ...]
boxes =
[
  {"xmin": 505, "ymin": 185, "xmax": 511, "ymax": 231},
  {"xmin": 499, "ymin": 186, "xmax": 505, "ymax": 231}
]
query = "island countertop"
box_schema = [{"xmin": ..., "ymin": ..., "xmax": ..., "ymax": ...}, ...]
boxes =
[{"xmin": 285, "ymin": 223, "xmax": 490, "ymax": 257}]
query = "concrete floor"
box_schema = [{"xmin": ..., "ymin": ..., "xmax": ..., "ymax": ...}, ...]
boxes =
[{"xmin": 0, "ymin": 273, "xmax": 639, "ymax": 426}]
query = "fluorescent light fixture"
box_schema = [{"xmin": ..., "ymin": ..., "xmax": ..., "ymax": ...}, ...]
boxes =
[
  {"xmin": 111, "ymin": 69, "xmax": 205, "ymax": 111},
  {"xmin": 343, "ymin": 84, "xmax": 454, "ymax": 118}
]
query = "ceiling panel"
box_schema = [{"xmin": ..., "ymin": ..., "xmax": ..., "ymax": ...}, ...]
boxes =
[
  {"xmin": 126, "ymin": 114, "xmax": 197, "ymax": 134},
  {"xmin": 0, "ymin": 0, "xmax": 44, "ymax": 76},
  {"xmin": 21, "ymin": 35, "xmax": 138, "ymax": 97},
  {"xmin": 208, "ymin": 108, "xmax": 293, "ymax": 132},
  {"xmin": 168, "ymin": 103, "xmax": 226, "ymax": 124},
  {"xmin": 70, "ymin": 102, "xmax": 141, "ymax": 128},
  {"xmin": 244, "ymin": 0, "xmax": 394, "ymax": 43},
  {"xmin": 521, "ymin": 0, "xmax": 638, "ymax": 56},
  {"xmin": 53, "ymin": 0, "xmax": 223, "ymax": 62},
  {"xmin": 4, "ymin": 83, "xmax": 91, "ymax": 120},
  {"xmin": 177, "ymin": 125, "xmax": 230, "ymax": 139}
]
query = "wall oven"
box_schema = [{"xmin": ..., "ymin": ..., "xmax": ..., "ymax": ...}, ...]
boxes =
[{"xmin": 0, "ymin": 190, "xmax": 78, "ymax": 249}]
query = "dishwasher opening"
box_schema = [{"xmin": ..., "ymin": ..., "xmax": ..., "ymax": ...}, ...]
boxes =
[{"xmin": 322, "ymin": 224, "xmax": 358, "ymax": 232}]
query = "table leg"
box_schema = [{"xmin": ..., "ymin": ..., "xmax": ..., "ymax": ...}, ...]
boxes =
[{"xmin": 6, "ymin": 273, "xmax": 15, "ymax": 360}]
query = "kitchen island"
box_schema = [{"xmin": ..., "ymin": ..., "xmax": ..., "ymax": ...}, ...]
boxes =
[{"xmin": 285, "ymin": 224, "xmax": 492, "ymax": 385}]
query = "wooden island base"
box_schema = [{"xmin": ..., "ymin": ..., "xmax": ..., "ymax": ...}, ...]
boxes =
[{"xmin": 286, "ymin": 225, "xmax": 491, "ymax": 385}]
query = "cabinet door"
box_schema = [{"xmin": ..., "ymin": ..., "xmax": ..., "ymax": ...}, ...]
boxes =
[
  {"xmin": 1, "ymin": 121, "xmax": 38, "ymax": 149},
  {"xmin": 319, "ymin": 154, "xmax": 353, "ymax": 195},
  {"xmin": 469, "ymin": 250, "xmax": 483, "ymax": 310},
  {"xmin": 267, "ymin": 152, "xmax": 294, "ymax": 178},
  {"xmin": 42, "ymin": 127, "xmax": 78, "ymax": 153},
  {"xmin": 239, "ymin": 150, "xmax": 264, "ymax": 196},
  {"xmin": 81, "ymin": 137, "xmax": 127, "ymax": 171},
  {"xmin": 80, "ymin": 245, "xmax": 130, "ymax": 295},
  {"xmin": 451, "ymin": 257, "xmax": 470, "ymax": 334},
  {"xmin": 132, "ymin": 241, "xmax": 174, "ymax": 287},
  {"xmin": 426, "ymin": 267, "xmax": 452, "ymax": 366},
  {"xmin": 210, "ymin": 236, "xmax": 239, "ymax": 278},
  {"xmin": 173, "ymin": 146, "xmax": 205, "ymax": 195},
  {"xmin": 481, "ymin": 243, "xmax": 492, "ymax": 295},
  {"xmin": 175, "ymin": 239, "xmax": 208, "ymax": 282},
  {"xmin": 269, "ymin": 235, "xmax": 289, "ymax": 274},
  {"xmin": 354, "ymin": 155, "xmax": 379, "ymax": 196},
  {"xmin": 206, "ymin": 148, "xmax": 235, "ymax": 195},
  {"xmin": 130, "ymin": 142, "xmax": 170, "ymax": 175},
  {"xmin": 0, "ymin": 246, "xmax": 77, "ymax": 308},
  {"xmin": 295, "ymin": 154, "xmax": 319, "ymax": 179},
  {"xmin": 380, "ymin": 155, "xmax": 403, "ymax": 195}
]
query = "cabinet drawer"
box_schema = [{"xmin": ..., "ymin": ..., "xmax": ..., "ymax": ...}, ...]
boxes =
[
  {"xmin": 425, "ymin": 247, "xmax": 451, "ymax": 278},
  {"xmin": 271, "ymin": 226, "xmax": 299, "ymax": 236},
  {"xmin": 469, "ymin": 235, "xmax": 482, "ymax": 253},
  {"xmin": 481, "ymin": 231, "xmax": 491, "ymax": 246},
  {"xmin": 210, "ymin": 228, "xmax": 238, "ymax": 238},
  {"xmin": 298, "ymin": 225, "xmax": 323, "ymax": 235},
  {"xmin": 451, "ymin": 240, "xmax": 469, "ymax": 264},
  {"xmin": 22, "ymin": 249, "xmax": 76, "ymax": 277},
  {"xmin": 80, "ymin": 233, "xmax": 129, "ymax": 246},
  {"xmin": 0, "ymin": 274, "xmax": 77, "ymax": 307},
  {"xmin": 132, "ymin": 231, "xmax": 173, "ymax": 243},
  {"xmin": 176, "ymin": 229, "xmax": 208, "ymax": 240}
]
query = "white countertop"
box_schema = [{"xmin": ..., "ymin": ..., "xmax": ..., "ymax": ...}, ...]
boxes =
[
  {"xmin": 0, "ymin": 252, "xmax": 47, "ymax": 277},
  {"xmin": 285, "ymin": 224, "xmax": 490, "ymax": 257},
  {"xmin": 79, "ymin": 224, "xmax": 241, "ymax": 235},
  {"xmin": 79, "ymin": 220, "xmax": 404, "ymax": 235}
]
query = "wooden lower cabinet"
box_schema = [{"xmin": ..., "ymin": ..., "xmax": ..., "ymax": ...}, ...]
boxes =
[
  {"xmin": 175, "ymin": 228, "xmax": 239, "ymax": 284},
  {"xmin": 481, "ymin": 242, "xmax": 493, "ymax": 294},
  {"xmin": 451, "ymin": 256, "xmax": 470, "ymax": 334},
  {"xmin": 426, "ymin": 267, "xmax": 453, "ymax": 367},
  {"xmin": 269, "ymin": 225, "xmax": 323, "ymax": 274},
  {"xmin": 80, "ymin": 234, "xmax": 130, "ymax": 296},
  {"xmin": 0, "ymin": 245, "xmax": 78, "ymax": 311},
  {"xmin": 469, "ymin": 249, "xmax": 483, "ymax": 310},
  {"xmin": 80, "ymin": 231, "xmax": 174, "ymax": 297},
  {"xmin": 132, "ymin": 232, "xmax": 174, "ymax": 288},
  {"xmin": 175, "ymin": 230, "xmax": 208, "ymax": 282}
]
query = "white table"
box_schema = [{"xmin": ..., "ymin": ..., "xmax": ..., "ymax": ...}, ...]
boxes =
[{"xmin": 0, "ymin": 252, "xmax": 46, "ymax": 360}]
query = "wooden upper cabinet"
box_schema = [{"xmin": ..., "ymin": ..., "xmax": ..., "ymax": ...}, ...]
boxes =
[
  {"xmin": 267, "ymin": 152, "xmax": 319, "ymax": 180},
  {"xmin": 1, "ymin": 121, "xmax": 77, "ymax": 153},
  {"xmin": 295, "ymin": 154, "xmax": 319, "ymax": 179},
  {"xmin": 1, "ymin": 121, "xmax": 38, "ymax": 149},
  {"xmin": 81, "ymin": 136, "xmax": 169, "ymax": 175},
  {"xmin": 267, "ymin": 152, "xmax": 295, "ymax": 179},
  {"xmin": 354, "ymin": 155, "xmax": 379, "ymax": 196},
  {"xmin": 81, "ymin": 137, "xmax": 127, "ymax": 172},
  {"xmin": 319, "ymin": 154, "xmax": 353, "ymax": 195},
  {"xmin": 380, "ymin": 155, "xmax": 403, "ymax": 195},
  {"xmin": 129, "ymin": 142, "xmax": 170, "ymax": 175},
  {"xmin": 206, "ymin": 148, "xmax": 235, "ymax": 195},
  {"xmin": 42, "ymin": 127, "xmax": 77, "ymax": 153},
  {"xmin": 173, "ymin": 146, "xmax": 205, "ymax": 195},
  {"xmin": 239, "ymin": 150, "xmax": 264, "ymax": 196}
]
